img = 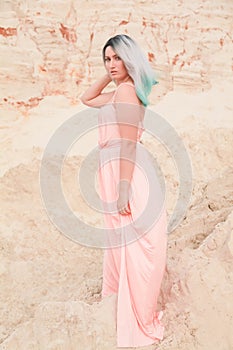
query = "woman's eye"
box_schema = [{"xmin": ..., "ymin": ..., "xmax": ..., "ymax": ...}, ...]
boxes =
[
  {"xmin": 115, "ymin": 56, "xmax": 121, "ymax": 60},
  {"xmin": 104, "ymin": 57, "xmax": 110, "ymax": 62}
]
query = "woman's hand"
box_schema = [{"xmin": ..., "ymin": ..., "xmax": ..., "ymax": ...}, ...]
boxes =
[
  {"xmin": 117, "ymin": 180, "xmax": 132, "ymax": 215},
  {"xmin": 117, "ymin": 192, "xmax": 131, "ymax": 215}
]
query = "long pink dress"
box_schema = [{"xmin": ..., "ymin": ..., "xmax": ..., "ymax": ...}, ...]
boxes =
[{"xmin": 98, "ymin": 82, "xmax": 168, "ymax": 348}]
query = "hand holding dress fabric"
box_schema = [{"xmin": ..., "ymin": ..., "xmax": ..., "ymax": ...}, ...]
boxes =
[{"xmin": 117, "ymin": 179, "xmax": 132, "ymax": 215}]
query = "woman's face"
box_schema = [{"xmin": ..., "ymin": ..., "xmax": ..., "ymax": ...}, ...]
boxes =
[{"xmin": 104, "ymin": 46, "xmax": 129, "ymax": 84}]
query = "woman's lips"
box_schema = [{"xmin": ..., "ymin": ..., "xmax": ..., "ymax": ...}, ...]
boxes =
[{"xmin": 110, "ymin": 71, "xmax": 117, "ymax": 75}]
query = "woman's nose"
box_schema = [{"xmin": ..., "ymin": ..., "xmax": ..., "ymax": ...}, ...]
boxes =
[{"xmin": 110, "ymin": 59, "xmax": 115, "ymax": 68}]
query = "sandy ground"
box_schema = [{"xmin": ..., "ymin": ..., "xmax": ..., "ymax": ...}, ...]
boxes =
[{"xmin": 0, "ymin": 83, "xmax": 232, "ymax": 350}]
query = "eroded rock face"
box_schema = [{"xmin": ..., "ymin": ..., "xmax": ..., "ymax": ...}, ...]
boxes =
[{"xmin": 1, "ymin": 0, "xmax": 232, "ymax": 113}]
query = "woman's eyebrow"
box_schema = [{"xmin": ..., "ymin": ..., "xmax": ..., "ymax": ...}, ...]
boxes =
[{"xmin": 104, "ymin": 54, "xmax": 118, "ymax": 58}]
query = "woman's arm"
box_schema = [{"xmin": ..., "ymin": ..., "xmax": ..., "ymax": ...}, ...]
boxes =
[
  {"xmin": 80, "ymin": 74, "xmax": 114, "ymax": 108},
  {"xmin": 115, "ymin": 84, "xmax": 141, "ymax": 214}
]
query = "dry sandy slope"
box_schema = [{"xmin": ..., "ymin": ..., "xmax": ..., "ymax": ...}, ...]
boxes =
[{"xmin": 0, "ymin": 102, "xmax": 232, "ymax": 349}]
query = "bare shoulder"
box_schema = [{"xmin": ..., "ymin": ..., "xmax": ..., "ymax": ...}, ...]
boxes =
[{"xmin": 114, "ymin": 83, "xmax": 141, "ymax": 105}]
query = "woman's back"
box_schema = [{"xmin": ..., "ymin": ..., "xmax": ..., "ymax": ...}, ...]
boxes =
[{"xmin": 98, "ymin": 82, "xmax": 145, "ymax": 150}]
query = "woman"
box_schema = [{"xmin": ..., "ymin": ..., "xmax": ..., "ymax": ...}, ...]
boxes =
[{"xmin": 81, "ymin": 34, "xmax": 167, "ymax": 348}]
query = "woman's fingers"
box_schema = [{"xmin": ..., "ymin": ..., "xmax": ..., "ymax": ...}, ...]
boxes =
[{"xmin": 119, "ymin": 202, "xmax": 131, "ymax": 215}]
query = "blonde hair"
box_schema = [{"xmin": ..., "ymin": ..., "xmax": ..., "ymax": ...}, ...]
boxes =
[{"xmin": 102, "ymin": 34, "xmax": 158, "ymax": 106}]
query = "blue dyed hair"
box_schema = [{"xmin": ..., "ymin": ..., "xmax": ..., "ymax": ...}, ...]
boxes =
[{"xmin": 102, "ymin": 34, "xmax": 158, "ymax": 106}]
